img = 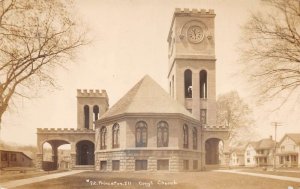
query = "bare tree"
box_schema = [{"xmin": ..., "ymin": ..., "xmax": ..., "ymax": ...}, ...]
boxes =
[
  {"xmin": 240, "ymin": 0, "xmax": 300, "ymax": 105},
  {"xmin": 0, "ymin": 0, "xmax": 87, "ymax": 129},
  {"xmin": 217, "ymin": 91, "xmax": 256, "ymax": 146}
]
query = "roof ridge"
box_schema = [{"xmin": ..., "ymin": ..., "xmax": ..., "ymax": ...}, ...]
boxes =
[
  {"xmin": 122, "ymin": 76, "xmax": 147, "ymax": 112},
  {"xmin": 100, "ymin": 75, "xmax": 149, "ymax": 119}
]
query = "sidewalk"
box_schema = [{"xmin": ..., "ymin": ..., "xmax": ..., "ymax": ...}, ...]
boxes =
[
  {"xmin": 0, "ymin": 170, "xmax": 85, "ymax": 189},
  {"xmin": 215, "ymin": 169, "xmax": 300, "ymax": 183}
]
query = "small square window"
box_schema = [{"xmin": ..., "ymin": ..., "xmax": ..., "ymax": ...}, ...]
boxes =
[
  {"xmin": 112, "ymin": 160, "xmax": 120, "ymax": 171},
  {"xmin": 157, "ymin": 160, "xmax": 169, "ymax": 170},
  {"xmin": 1, "ymin": 153, "xmax": 8, "ymax": 161},
  {"xmin": 100, "ymin": 161, "xmax": 107, "ymax": 171},
  {"xmin": 135, "ymin": 160, "xmax": 147, "ymax": 171},
  {"xmin": 183, "ymin": 160, "xmax": 189, "ymax": 170},
  {"xmin": 193, "ymin": 160, "xmax": 198, "ymax": 170}
]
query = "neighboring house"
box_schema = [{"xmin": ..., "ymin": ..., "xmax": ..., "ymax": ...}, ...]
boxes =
[
  {"xmin": 244, "ymin": 137, "xmax": 275, "ymax": 167},
  {"xmin": 229, "ymin": 148, "xmax": 245, "ymax": 167},
  {"xmin": 0, "ymin": 150, "xmax": 32, "ymax": 168},
  {"xmin": 276, "ymin": 133, "xmax": 300, "ymax": 168}
]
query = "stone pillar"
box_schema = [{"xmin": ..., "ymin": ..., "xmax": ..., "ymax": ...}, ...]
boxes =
[
  {"xmin": 71, "ymin": 153, "xmax": 76, "ymax": 168},
  {"xmin": 192, "ymin": 71, "xmax": 200, "ymax": 120},
  {"xmin": 126, "ymin": 156, "xmax": 135, "ymax": 171},
  {"xmin": 148, "ymin": 157, "xmax": 156, "ymax": 171},
  {"xmin": 52, "ymin": 144, "xmax": 59, "ymax": 170},
  {"xmin": 170, "ymin": 156, "xmax": 180, "ymax": 172},
  {"xmin": 89, "ymin": 106, "xmax": 94, "ymax": 130},
  {"xmin": 36, "ymin": 153, "xmax": 43, "ymax": 170}
]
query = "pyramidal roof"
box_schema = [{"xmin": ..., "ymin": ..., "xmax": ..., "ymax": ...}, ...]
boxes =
[{"xmin": 100, "ymin": 75, "xmax": 196, "ymax": 120}]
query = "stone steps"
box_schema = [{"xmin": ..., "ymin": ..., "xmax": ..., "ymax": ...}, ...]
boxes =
[{"xmin": 72, "ymin": 165, "xmax": 95, "ymax": 170}]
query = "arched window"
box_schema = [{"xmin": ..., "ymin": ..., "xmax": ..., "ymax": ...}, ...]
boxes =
[
  {"xmin": 183, "ymin": 124, "xmax": 189, "ymax": 148},
  {"xmin": 136, "ymin": 121, "xmax": 147, "ymax": 147},
  {"xmin": 157, "ymin": 121, "xmax": 169, "ymax": 147},
  {"xmin": 93, "ymin": 105, "xmax": 99, "ymax": 129},
  {"xmin": 184, "ymin": 69, "xmax": 192, "ymax": 98},
  {"xmin": 193, "ymin": 127, "xmax": 197, "ymax": 150},
  {"xmin": 100, "ymin": 126, "xmax": 107, "ymax": 149},
  {"xmin": 84, "ymin": 105, "xmax": 89, "ymax": 129},
  {"xmin": 112, "ymin": 123, "xmax": 120, "ymax": 148},
  {"xmin": 93, "ymin": 105, "xmax": 99, "ymax": 121},
  {"xmin": 200, "ymin": 70, "xmax": 207, "ymax": 98}
]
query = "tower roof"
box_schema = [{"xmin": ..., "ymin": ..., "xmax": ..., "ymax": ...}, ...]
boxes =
[{"xmin": 100, "ymin": 75, "xmax": 196, "ymax": 121}]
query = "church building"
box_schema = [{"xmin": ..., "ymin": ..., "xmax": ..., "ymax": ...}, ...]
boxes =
[{"xmin": 36, "ymin": 8, "xmax": 229, "ymax": 172}]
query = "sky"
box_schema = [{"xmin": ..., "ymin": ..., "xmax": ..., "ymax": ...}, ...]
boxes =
[{"xmin": 1, "ymin": 0, "xmax": 299, "ymax": 146}]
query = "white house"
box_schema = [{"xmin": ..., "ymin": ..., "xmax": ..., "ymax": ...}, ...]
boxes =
[
  {"xmin": 244, "ymin": 137, "xmax": 275, "ymax": 167},
  {"xmin": 229, "ymin": 148, "xmax": 245, "ymax": 167},
  {"xmin": 276, "ymin": 133, "xmax": 300, "ymax": 168}
]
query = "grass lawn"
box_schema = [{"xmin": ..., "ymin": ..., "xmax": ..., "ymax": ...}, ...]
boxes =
[
  {"xmin": 239, "ymin": 169, "xmax": 300, "ymax": 178},
  {"xmin": 0, "ymin": 170, "xmax": 67, "ymax": 183},
  {"xmin": 11, "ymin": 171, "xmax": 300, "ymax": 189}
]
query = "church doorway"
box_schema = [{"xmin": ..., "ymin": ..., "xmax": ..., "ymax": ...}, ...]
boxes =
[
  {"xmin": 76, "ymin": 140, "xmax": 94, "ymax": 165},
  {"xmin": 205, "ymin": 138, "xmax": 223, "ymax": 165}
]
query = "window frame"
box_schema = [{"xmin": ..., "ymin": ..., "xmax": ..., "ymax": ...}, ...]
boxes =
[
  {"xmin": 136, "ymin": 121, "xmax": 148, "ymax": 147},
  {"xmin": 157, "ymin": 121, "xmax": 169, "ymax": 147},
  {"xmin": 112, "ymin": 123, "xmax": 120, "ymax": 148}
]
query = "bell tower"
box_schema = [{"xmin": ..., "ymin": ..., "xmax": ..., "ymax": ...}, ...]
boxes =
[
  {"xmin": 77, "ymin": 89, "xmax": 109, "ymax": 130},
  {"xmin": 167, "ymin": 8, "xmax": 216, "ymax": 127}
]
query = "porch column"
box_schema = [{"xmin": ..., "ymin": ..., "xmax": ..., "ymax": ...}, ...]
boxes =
[{"xmin": 52, "ymin": 144, "xmax": 59, "ymax": 170}]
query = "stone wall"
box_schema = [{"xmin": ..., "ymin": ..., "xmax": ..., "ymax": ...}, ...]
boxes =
[{"xmin": 95, "ymin": 149, "xmax": 202, "ymax": 172}]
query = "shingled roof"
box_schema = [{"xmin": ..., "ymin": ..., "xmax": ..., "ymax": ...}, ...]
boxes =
[
  {"xmin": 100, "ymin": 75, "xmax": 196, "ymax": 120},
  {"xmin": 281, "ymin": 133, "xmax": 300, "ymax": 145},
  {"xmin": 247, "ymin": 138, "xmax": 275, "ymax": 150}
]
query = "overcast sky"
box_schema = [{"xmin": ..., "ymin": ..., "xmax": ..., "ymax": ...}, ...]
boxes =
[{"xmin": 1, "ymin": 0, "xmax": 299, "ymax": 146}]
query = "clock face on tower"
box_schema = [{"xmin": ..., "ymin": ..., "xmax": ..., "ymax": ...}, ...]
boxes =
[{"xmin": 187, "ymin": 25, "xmax": 204, "ymax": 43}]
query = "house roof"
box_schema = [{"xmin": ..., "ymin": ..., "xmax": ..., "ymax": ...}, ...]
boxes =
[
  {"xmin": 278, "ymin": 133, "xmax": 300, "ymax": 146},
  {"xmin": 246, "ymin": 138, "xmax": 275, "ymax": 150},
  {"xmin": 100, "ymin": 75, "xmax": 197, "ymax": 120},
  {"xmin": 0, "ymin": 150, "xmax": 33, "ymax": 160},
  {"xmin": 286, "ymin": 133, "xmax": 300, "ymax": 144},
  {"xmin": 230, "ymin": 148, "xmax": 245, "ymax": 155}
]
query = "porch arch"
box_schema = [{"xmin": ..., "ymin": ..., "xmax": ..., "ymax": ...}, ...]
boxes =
[{"xmin": 76, "ymin": 140, "xmax": 95, "ymax": 165}]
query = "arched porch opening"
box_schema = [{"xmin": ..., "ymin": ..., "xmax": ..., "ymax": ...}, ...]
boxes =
[
  {"xmin": 57, "ymin": 144, "xmax": 71, "ymax": 170},
  {"xmin": 76, "ymin": 140, "xmax": 95, "ymax": 165},
  {"xmin": 42, "ymin": 140, "xmax": 70, "ymax": 171},
  {"xmin": 205, "ymin": 138, "xmax": 223, "ymax": 165}
]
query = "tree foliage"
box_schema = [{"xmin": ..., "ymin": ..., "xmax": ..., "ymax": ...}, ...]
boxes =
[
  {"xmin": 0, "ymin": 0, "xmax": 87, "ymax": 127},
  {"xmin": 240, "ymin": 0, "xmax": 300, "ymax": 105},
  {"xmin": 217, "ymin": 91, "xmax": 255, "ymax": 146}
]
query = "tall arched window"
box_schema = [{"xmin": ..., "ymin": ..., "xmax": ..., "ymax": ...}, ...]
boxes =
[
  {"xmin": 183, "ymin": 124, "xmax": 189, "ymax": 148},
  {"xmin": 112, "ymin": 123, "xmax": 120, "ymax": 148},
  {"xmin": 93, "ymin": 105, "xmax": 99, "ymax": 121},
  {"xmin": 184, "ymin": 69, "xmax": 192, "ymax": 98},
  {"xmin": 84, "ymin": 105, "xmax": 89, "ymax": 129},
  {"xmin": 136, "ymin": 121, "xmax": 147, "ymax": 147},
  {"xmin": 200, "ymin": 70, "xmax": 207, "ymax": 98},
  {"xmin": 157, "ymin": 121, "xmax": 169, "ymax": 147},
  {"xmin": 193, "ymin": 127, "xmax": 197, "ymax": 150},
  {"xmin": 100, "ymin": 126, "xmax": 107, "ymax": 149}
]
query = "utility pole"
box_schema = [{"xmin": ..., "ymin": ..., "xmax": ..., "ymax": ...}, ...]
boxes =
[{"xmin": 272, "ymin": 122, "xmax": 283, "ymax": 171}]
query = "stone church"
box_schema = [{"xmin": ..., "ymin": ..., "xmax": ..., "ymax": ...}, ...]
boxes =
[{"xmin": 36, "ymin": 8, "xmax": 229, "ymax": 172}]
